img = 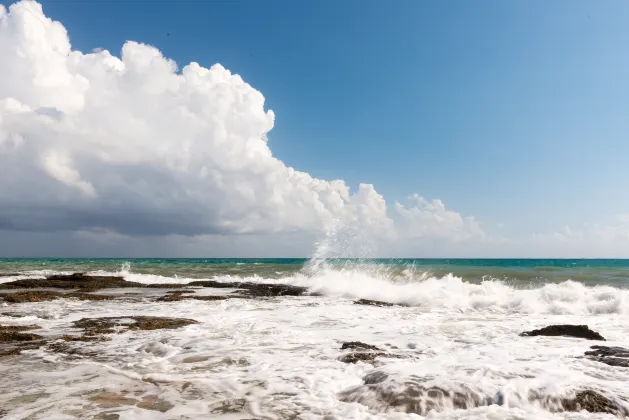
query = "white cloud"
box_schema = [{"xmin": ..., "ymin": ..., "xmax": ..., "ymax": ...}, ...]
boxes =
[
  {"xmin": 521, "ymin": 218, "xmax": 629, "ymax": 258},
  {"xmin": 394, "ymin": 194, "xmax": 485, "ymax": 242},
  {"xmin": 0, "ymin": 0, "xmax": 391, "ymax": 238},
  {"xmin": 1, "ymin": 1, "xmax": 626, "ymax": 259}
]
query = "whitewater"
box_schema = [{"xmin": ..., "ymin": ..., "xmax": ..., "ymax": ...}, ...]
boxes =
[{"xmin": 1, "ymin": 259, "xmax": 629, "ymax": 419}]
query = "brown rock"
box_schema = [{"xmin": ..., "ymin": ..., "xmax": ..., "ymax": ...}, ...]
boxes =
[
  {"xmin": 341, "ymin": 341, "xmax": 380, "ymax": 351},
  {"xmin": 354, "ymin": 299, "xmax": 395, "ymax": 307},
  {"xmin": 520, "ymin": 325, "xmax": 605, "ymax": 341}
]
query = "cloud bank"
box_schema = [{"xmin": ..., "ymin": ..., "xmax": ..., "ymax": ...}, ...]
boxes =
[{"xmin": 0, "ymin": 1, "xmax": 626, "ymax": 257}]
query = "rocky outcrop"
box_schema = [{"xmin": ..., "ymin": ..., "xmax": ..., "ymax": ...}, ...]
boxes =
[
  {"xmin": 520, "ymin": 325, "xmax": 605, "ymax": 341},
  {"xmin": 0, "ymin": 290, "xmax": 116, "ymax": 303},
  {"xmin": 585, "ymin": 345, "xmax": 629, "ymax": 368},
  {"xmin": 73, "ymin": 316, "xmax": 198, "ymax": 336},
  {"xmin": 559, "ymin": 390, "xmax": 627, "ymax": 415},
  {"xmin": 0, "ymin": 324, "xmax": 44, "ymax": 356},
  {"xmin": 155, "ymin": 292, "xmax": 230, "ymax": 302},
  {"xmin": 353, "ymin": 299, "xmax": 395, "ymax": 307},
  {"xmin": 341, "ymin": 341, "xmax": 380, "ymax": 351},
  {"xmin": 341, "ymin": 370, "xmax": 628, "ymax": 416},
  {"xmin": 188, "ymin": 280, "xmax": 311, "ymax": 297}
]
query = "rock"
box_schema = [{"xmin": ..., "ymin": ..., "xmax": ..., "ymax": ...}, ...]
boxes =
[
  {"xmin": 0, "ymin": 324, "xmax": 41, "ymax": 332},
  {"xmin": 340, "ymin": 352, "xmax": 387, "ymax": 364},
  {"xmin": 585, "ymin": 345, "xmax": 629, "ymax": 368},
  {"xmin": 340, "ymin": 375, "xmax": 493, "ymax": 414},
  {"xmin": 353, "ymin": 299, "xmax": 394, "ymax": 307},
  {"xmin": 188, "ymin": 280, "xmax": 310, "ymax": 297},
  {"xmin": 560, "ymin": 390, "xmax": 627, "ymax": 416},
  {"xmin": 520, "ymin": 325, "xmax": 605, "ymax": 341},
  {"xmin": 0, "ymin": 325, "xmax": 44, "ymax": 356},
  {"xmin": 155, "ymin": 292, "xmax": 230, "ymax": 302},
  {"xmin": 341, "ymin": 341, "xmax": 380, "ymax": 351},
  {"xmin": 0, "ymin": 273, "xmax": 139, "ymax": 290},
  {"xmin": 1, "ymin": 291, "xmax": 64, "ymax": 303},
  {"xmin": 73, "ymin": 316, "xmax": 198, "ymax": 336},
  {"xmin": 0, "ymin": 290, "xmax": 117, "ymax": 303},
  {"xmin": 0, "ymin": 331, "xmax": 42, "ymax": 342}
]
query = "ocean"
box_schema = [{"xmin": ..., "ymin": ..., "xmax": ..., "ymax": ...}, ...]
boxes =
[{"xmin": 1, "ymin": 258, "xmax": 628, "ymax": 419}]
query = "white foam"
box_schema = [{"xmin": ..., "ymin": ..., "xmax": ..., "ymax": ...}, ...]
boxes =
[{"xmin": 1, "ymin": 264, "xmax": 628, "ymax": 418}]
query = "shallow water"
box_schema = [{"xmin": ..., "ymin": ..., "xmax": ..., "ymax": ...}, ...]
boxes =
[{"xmin": 0, "ymin": 260, "xmax": 628, "ymax": 419}]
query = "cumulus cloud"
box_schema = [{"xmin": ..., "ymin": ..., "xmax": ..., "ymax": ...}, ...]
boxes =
[
  {"xmin": 522, "ymin": 216, "xmax": 629, "ymax": 258},
  {"xmin": 394, "ymin": 194, "xmax": 485, "ymax": 242},
  {"xmin": 0, "ymin": 0, "xmax": 393, "ymax": 239},
  {"xmin": 4, "ymin": 1, "xmax": 623, "ymax": 259}
]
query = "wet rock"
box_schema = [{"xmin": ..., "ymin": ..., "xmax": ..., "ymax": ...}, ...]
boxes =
[
  {"xmin": 0, "ymin": 290, "xmax": 117, "ymax": 303},
  {"xmin": 0, "ymin": 325, "xmax": 45, "ymax": 356},
  {"xmin": 1, "ymin": 291, "xmax": 64, "ymax": 303},
  {"xmin": 340, "ymin": 352, "xmax": 386, "ymax": 364},
  {"xmin": 558, "ymin": 390, "xmax": 628, "ymax": 416},
  {"xmin": 189, "ymin": 280, "xmax": 311, "ymax": 297},
  {"xmin": 0, "ymin": 273, "xmax": 135, "ymax": 290},
  {"xmin": 340, "ymin": 376, "xmax": 493, "ymax": 414},
  {"xmin": 73, "ymin": 316, "xmax": 198, "ymax": 336},
  {"xmin": 155, "ymin": 292, "xmax": 230, "ymax": 303},
  {"xmin": 341, "ymin": 341, "xmax": 380, "ymax": 351},
  {"xmin": 520, "ymin": 325, "xmax": 605, "ymax": 341},
  {"xmin": 0, "ymin": 324, "xmax": 41, "ymax": 332},
  {"xmin": 65, "ymin": 292, "xmax": 116, "ymax": 301},
  {"xmin": 585, "ymin": 345, "xmax": 629, "ymax": 368},
  {"xmin": 0, "ymin": 330, "xmax": 42, "ymax": 342},
  {"xmin": 353, "ymin": 299, "xmax": 394, "ymax": 307}
]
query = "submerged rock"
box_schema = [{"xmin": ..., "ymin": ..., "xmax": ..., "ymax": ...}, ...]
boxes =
[
  {"xmin": 0, "ymin": 290, "xmax": 117, "ymax": 303},
  {"xmin": 340, "ymin": 374, "xmax": 494, "ymax": 414},
  {"xmin": 1, "ymin": 291, "xmax": 64, "ymax": 303},
  {"xmin": 340, "ymin": 352, "xmax": 388, "ymax": 364},
  {"xmin": 560, "ymin": 390, "xmax": 627, "ymax": 415},
  {"xmin": 353, "ymin": 299, "xmax": 395, "ymax": 307},
  {"xmin": 520, "ymin": 325, "xmax": 605, "ymax": 341},
  {"xmin": 0, "ymin": 324, "xmax": 44, "ymax": 356},
  {"xmin": 341, "ymin": 341, "xmax": 380, "ymax": 351},
  {"xmin": 188, "ymin": 280, "xmax": 310, "ymax": 297},
  {"xmin": 341, "ymin": 371, "xmax": 627, "ymax": 416},
  {"xmin": 585, "ymin": 345, "xmax": 629, "ymax": 368},
  {"xmin": 73, "ymin": 316, "xmax": 198, "ymax": 335},
  {"xmin": 0, "ymin": 273, "xmax": 139, "ymax": 290},
  {"xmin": 155, "ymin": 292, "xmax": 230, "ymax": 302}
]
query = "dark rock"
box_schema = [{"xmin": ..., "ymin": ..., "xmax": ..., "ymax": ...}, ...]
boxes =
[
  {"xmin": 73, "ymin": 316, "xmax": 198, "ymax": 336},
  {"xmin": 520, "ymin": 325, "xmax": 605, "ymax": 341},
  {"xmin": 155, "ymin": 292, "xmax": 230, "ymax": 302},
  {"xmin": 341, "ymin": 341, "xmax": 380, "ymax": 351},
  {"xmin": 188, "ymin": 280, "xmax": 310, "ymax": 297},
  {"xmin": 559, "ymin": 390, "xmax": 627, "ymax": 415},
  {"xmin": 340, "ymin": 352, "xmax": 387, "ymax": 364},
  {"xmin": 0, "ymin": 324, "xmax": 41, "ymax": 332},
  {"xmin": 354, "ymin": 299, "xmax": 395, "ymax": 307},
  {"xmin": 1, "ymin": 291, "xmax": 64, "ymax": 303},
  {"xmin": 340, "ymin": 378, "xmax": 493, "ymax": 414},
  {"xmin": 0, "ymin": 331, "xmax": 42, "ymax": 342},
  {"xmin": 362, "ymin": 370, "xmax": 389, "ymax": 384},
  {"xmin": 585, "ymin": 345, "xmax": 629, "ymax": 368},
  {"xmin": 0, "ymin": 324, "xmax": 45, "ymax": 356},
  {"xmin": 65, "ymin": 292, "xmax": 116, "ymax": 301},
  {"xmin": 0, "ymin": 290, "xmax": 117, "ymax": 303},
  {"xmin": 0, "ymin": 273, "xmax": 152, "ymax": 290}
]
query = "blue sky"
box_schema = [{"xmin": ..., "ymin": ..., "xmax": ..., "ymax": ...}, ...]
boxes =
[
  {"xmin": 0, "ymin": 0, "xmax": 628, "ymax": 257},
  {"xmin": 34, "ymin": 0, "xmax": 629, "ymax": 234}
]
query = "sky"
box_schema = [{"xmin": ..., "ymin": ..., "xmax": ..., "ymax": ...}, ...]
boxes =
[{"xmin": 0, "ymin": 0, "xmax": 628, "ymax": 258}]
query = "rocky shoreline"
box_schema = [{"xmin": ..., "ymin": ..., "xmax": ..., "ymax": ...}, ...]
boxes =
[{"xmin": 1, "ymin": 273, "xmax": 629, "ymax": 417}]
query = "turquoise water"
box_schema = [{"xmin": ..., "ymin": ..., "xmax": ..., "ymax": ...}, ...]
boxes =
[{"xmin": 1, "ymin": 258, "xmax": 629, "ymax": 286}]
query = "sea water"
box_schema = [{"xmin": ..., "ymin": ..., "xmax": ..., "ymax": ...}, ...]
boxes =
[{"xmin": 0, "ymin": 258, "xmax": 628, "ymax": 419}]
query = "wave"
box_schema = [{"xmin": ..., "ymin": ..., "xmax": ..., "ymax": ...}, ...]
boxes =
[{"xmin": 4, "ymin": 261, "xmax": 626, "ymax": 316}]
